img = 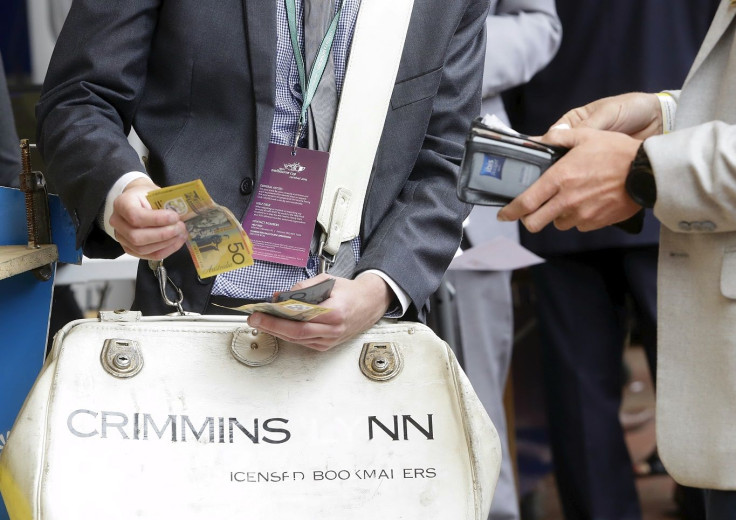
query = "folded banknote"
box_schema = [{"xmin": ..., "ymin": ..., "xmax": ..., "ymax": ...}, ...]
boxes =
[
  {"xmin": 213, "ymin": 299, "xmax": 332, "ymax": 322},
  {"xmin": 147, "ymin": 179, "xmax": 254, "ymax": 278}
]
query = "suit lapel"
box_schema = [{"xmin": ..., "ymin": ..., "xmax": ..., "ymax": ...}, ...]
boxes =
[
  {"xmin": 242, "ymin": 0, "xmax": 277, "ymax": 181},
  {"xmin": 685, "ymin": 2, "xmax": 736, "ymax": 85}
]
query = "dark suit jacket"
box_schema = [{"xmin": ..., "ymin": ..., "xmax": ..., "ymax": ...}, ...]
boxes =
[
  {"xmin": 503, "ymin": 0, "xmax": 718, "ymax": 255},
  {"xmin": 37, "ymin": 0, "xmax": 489, "ymax": 319}
]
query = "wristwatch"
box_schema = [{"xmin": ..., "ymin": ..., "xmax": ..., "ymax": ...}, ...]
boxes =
[{"xmin": 625, "ymin": 143, "xmax": 657, "ymax": 208}]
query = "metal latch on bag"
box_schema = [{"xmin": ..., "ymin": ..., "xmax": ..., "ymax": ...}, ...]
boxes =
[
  {"xmin": 101, "ymin": 338, "xmax": 144, "ymax": 378},
  {"xmin": 359, "ymin": 342, "xmax": 402, "ymax": 381},
  {"xmin": 230, "ymin": 327, "xmax": 279, "ymax": 367}
]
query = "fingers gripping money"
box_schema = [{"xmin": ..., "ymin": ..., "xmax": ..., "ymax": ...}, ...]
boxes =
[{"xmin": 146, "ymin": 179, "xmax": 254, "ymax": 278}]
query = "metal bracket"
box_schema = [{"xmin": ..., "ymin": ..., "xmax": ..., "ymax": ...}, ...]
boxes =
[
  {"xmin": 19, "ymin": 140, "xmax": 53, "ymax": 281},
  {"xmin": 359, "ymin": 341, "xmax": 402, "ymax": 381},
  {"xmin": 149, "ymin": 260, "xmax": 186, "ymax": 315},
  {"xmin": 317, "ymin": 237, "xmax": 335, "ymax": 274},
  {"xmin": 99, "ymin": 309, "xmax": 142, "ymax": 322}
]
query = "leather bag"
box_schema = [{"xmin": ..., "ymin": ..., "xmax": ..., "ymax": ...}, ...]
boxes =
[{"xmin": 0, "ymin": 311, "xmax": 500, "ymax": 519}]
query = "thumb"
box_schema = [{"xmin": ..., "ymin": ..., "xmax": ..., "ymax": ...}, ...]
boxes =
[{"xmin": 540, "ymin": 127, "xmax": 581, "ymax": 149}]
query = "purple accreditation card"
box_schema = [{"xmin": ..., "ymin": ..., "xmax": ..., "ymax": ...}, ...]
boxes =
[{"xmin": 242, "ymin": 143, "xmax": 329, "ymax": 267}]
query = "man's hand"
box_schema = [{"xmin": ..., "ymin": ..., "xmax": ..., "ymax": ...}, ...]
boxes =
[
  {"xmin": 109, "ymin": 177, "xmax": 188, "ymax": 259},
  {"xmin": 497, "ymin": 127, "xmax": 643, "ymax": 232},
  {"xmin": 247, "ymin": 273, "xmax": 394, "ymax": 351},
  {"xmin": 554, "ymin": 92, "xmax": 662, "ymax": 139}
]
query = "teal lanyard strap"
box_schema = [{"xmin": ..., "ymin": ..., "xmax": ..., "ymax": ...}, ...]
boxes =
[{"xmin": 285, "ymin": 0, "xmax": 344, "ymax": 149}]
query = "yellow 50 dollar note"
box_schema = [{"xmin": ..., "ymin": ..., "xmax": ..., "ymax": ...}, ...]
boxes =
[{"xmin": 147, "ymin": 179, "xmax": 254, "ymax": 278}]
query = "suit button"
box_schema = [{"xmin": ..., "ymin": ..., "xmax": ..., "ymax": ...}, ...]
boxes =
[
  {"xmin": 240, "ymin": 177, "xmax": 254, "ymax": 195},
  {"xmin": 699, "ymin": 221, "xmax": 716, "ymax": 232},
  {"xmin": 678, "ymin": 221, "xmax": 692, "ymax": 231}
]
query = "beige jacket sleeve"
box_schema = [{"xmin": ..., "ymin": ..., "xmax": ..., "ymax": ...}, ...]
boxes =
[{"xmin": 647, "ymin": 117, "xmax": 736, "ymax": 234}]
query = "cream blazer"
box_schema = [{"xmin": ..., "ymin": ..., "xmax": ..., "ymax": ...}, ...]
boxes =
[{"xmin": 645, "ymin": 0, "xmax": 736, "ymax": 490}]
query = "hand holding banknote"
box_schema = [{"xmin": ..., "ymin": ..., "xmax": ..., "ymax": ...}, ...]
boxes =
[
  {"xmin": 214, "ymin": 277, "xmax": 336, "ymax": 322},
  {"xmin": 109, "ymin": 177, "xmax": 189, "ymax": 261},
  {"xmin": 247, "ymin": 273, "xmax": 394, "ymax": 351},
  {"xmin": 146, "ymin": 179, "xmax": 254, "ymax": 278}
]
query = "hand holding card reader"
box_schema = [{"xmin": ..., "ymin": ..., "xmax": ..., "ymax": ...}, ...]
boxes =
[{"xmin": 457, "ymin": 116, "xmax": 568, "ymax": 206}]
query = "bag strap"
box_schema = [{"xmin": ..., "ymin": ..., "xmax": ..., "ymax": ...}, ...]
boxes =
[{"xmin": 316, "ymin": 0, "xmax": 415, "ymax": 266}]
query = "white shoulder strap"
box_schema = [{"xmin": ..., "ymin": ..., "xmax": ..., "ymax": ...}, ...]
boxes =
[{"xmin": 317, "ymin": 0, "xmax": 415, "ymax": 259}]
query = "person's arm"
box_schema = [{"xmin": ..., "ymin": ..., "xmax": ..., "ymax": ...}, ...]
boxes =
[
  {"xmin": 497, "ymin": 126, "xmax": 643, "ymax": 232},
  {"xmin": 647, "ymin": 121, "xmax": 736, "ymax": 234},
  {"xmin": 356, "ymin": 0, "xmax": 487, "ymax": 319},
  {"xmin": 496, "ymin": 92, "xmax": 662, "ymax": 231},
  {"xmin": 497, "ymin": 87, "xmax": 736, "ymax": 237},
  {"xmin": 482, "ymin": 0, "xmax": 561, "ymax": 98},
  {"xmin": 36, "ymin": 0, "xmax": 179, "ymax": 258}
]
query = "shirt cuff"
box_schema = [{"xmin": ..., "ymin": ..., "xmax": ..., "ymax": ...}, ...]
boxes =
[
  {"xmin": 656, "ymin": 92, "xmax": 677, "ymax": 134},
  {"xmin": 358, "ymin": 269, "xmax": 409, "ymax": 318},
  {"xmin": 101, "ymin": 171, "xmax": 150, "ymax": 240}
]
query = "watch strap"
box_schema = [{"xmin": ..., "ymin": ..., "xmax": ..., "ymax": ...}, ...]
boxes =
[{"xmin": 625, "ymin": 143, "xmax": 657, "ymax": 209}]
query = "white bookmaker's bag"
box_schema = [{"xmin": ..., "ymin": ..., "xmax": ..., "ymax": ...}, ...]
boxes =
[
  {"xmin": 0, "ymin": 1, "xmax": 501, "ymax": 517},
  {"xmin": 0, "ymin": 312, "xmax": 500, "ymax": 519}
]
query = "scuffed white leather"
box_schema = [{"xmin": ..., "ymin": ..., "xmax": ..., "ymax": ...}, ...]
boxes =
[{"xmin": 0, "ymin": 316, "xmax": 500, "ymax": 519}]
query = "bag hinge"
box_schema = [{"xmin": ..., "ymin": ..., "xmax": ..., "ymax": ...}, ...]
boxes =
[{"xmin": 99, "ymin": 309, "xmax": 142, "ymax": 322}]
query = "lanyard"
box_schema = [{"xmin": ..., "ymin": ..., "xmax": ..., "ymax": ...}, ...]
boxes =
[{"xmin": 285, "ymin": 0, "xmax": 343, "ymax": 150}]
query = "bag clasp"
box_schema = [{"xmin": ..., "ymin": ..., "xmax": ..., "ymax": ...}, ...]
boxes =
[
  {"xmin": 359, "ymin": 342, "xmax": 402, "ymax": 381},
  {"xmin": 100, "ymin": 338, "xmax": 144, "ymax": 378}
]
